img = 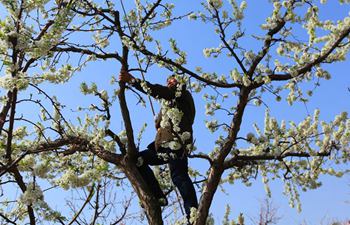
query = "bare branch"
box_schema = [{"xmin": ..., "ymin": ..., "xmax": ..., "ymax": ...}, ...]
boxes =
[
  {"xmin": 66, "ymin": 184, "xmax": 95, "ymax": 225},
  {"xmin": 0, "ymin": 212, "xmax": 17, "ymax": 225},
  {"xmin": 189, "ymin": 153, "xmax": 213, "ymax": 165}
]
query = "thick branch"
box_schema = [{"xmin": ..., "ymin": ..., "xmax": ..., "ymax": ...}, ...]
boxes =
[
  {"xmin": 105, "ymin": 129, "xmax": 126, "ymax": 154},
  {"xmin": 218, "ymin": 88, "xmax": 251, "ymax": 162},
  {"xmin": 5, "ymin": 89, "xmax": 18, "ymax": 161},
  {"xmin": 34, "ymin": 20, "xmax": 55, "ymax": 41},
  {"xmin": 0, "ymin": 212, "xmax": 16, "ymax": 225},
  {"xmin": 115, "ymin": 5, "xmax": 138, "ymax": 158},
  {"xmin": 195, "ymin": 88, "xmax": 251, "ymax": 225},
  {"xmin": 137, "ymin": 47, "xmax": 241, "ymax": 88},
  {"xmin": 223, "ymin": 151, "xmax": 331, "ymax": 169},
  {"xmin": 189, "ymin": 153, "xmax": 213, "ymax": 165},
  {"xmin": 0, "ymin": 150, "xmax": 28, "ymax": 177},
  {"xmin": 247, "ymin": 18, "xmax": 286, "ymax": 77},
  {"xmin": 0, "ymin": 91, "xmax": 13, "ymax": 136},
  {"xmin": 15, "ymin": 136, "xmax": 124, "ymax": 166},
  {"xmin": 140, "ymin": 0, "xmax": 162, "ymax": 27},
  {"xmin": 52, "ymin": 46, "xmax": 122, "ymax": 61}
]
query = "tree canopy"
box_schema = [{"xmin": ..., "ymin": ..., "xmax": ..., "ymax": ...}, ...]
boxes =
[{"xmin": 0, "ymin": 0, "xmax": 349, "ymax": 224}]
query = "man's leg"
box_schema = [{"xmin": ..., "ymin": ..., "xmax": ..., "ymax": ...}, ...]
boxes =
[
  {"xmin": 137, "ymin": 142, "xmax": 168, "ymax": 205},
  {"xmin": 168, "ymin": 152, "xmax": 198, "ymax": 220}
]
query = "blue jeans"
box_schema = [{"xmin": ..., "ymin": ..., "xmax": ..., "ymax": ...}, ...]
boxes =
[{"xmin": 137, "ymin": 141, "xmax": 198, "ymax": 218}]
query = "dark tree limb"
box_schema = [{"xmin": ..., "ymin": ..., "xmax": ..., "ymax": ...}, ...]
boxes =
[
  {"xmin": 0, "ymin": 212, "xmax": 17, "ymax": 225},
  {"xmin": 136, "ymin": 46, "xmax": 241, "ymax": 88},
  {"xmin": 52, "ymin": 46, "xmax": 123, "ymax": 61},
  {"xmin": 105, "ymin": 129, "xmax": 126, "ymax": 154},
  {"xmin": 223, "ymin": 150, "xmax": 332, "ymax": 169},
  {"xmin": 0, "ymin": 91, "xmax": 13, "ymax": 136}
]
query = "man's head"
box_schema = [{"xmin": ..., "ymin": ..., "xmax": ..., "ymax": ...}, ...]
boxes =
[{"xmin": 167, "ymin": 76, "xmax": 178, "ymax": 88}]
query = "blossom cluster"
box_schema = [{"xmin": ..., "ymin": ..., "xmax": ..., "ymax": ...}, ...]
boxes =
[
  {"xmin": 156, "ymin": 95, "xmax": 194, "ymax": 151},
  {"xmin": 0, "ymin": 72, "xmax": 29, "ymax": 90},
  {"xmin": 19, "ymin": 182, "xmax": 44, "ymax": 206},
  {"xmin": 35, "ymin": 64, "xmax": 75, "ymax": 84},
  {"xmin": 207, "ymin": 0, "xmax": 223, "ymax": 9},
  {"xmin": 230, "ymin": 109, "xmax": 350, "ymax": 211},
  {"xmin": 55, "ymin": 168, "xmax": 94, "ymax": 189}
]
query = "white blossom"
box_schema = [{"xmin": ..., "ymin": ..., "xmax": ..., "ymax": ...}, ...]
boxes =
[
  {"xmin": 19, "ymin": 183, "xmax": 44, "ymax": 206},
  {"xmin": 168, "ymin": 141, "xmax": 182, "ymax": 150},
  {"xmin": 207, "ymin": 0, "xmax": 223, "ymax": 9},
  {"xmin": 188, "ymin": 13, "xmax": 197, "ymax": 20},
  {"xmin": 205, "ymin": 120, "xmax": 218, "ymax": 133},
  {"xmin": 180, "ymin": 131, "xmax": 191, "ymax": 142},
  {"xmin": 203, "ymin": 48, "xmax": 211, "ymax": 57},
  {"xmin": 230, "ymin": 68, "xmax": 241, "ymax": 83},
  {"xmin": 240, "ymin": 1, "xmax": 247, "ymax": 10}
]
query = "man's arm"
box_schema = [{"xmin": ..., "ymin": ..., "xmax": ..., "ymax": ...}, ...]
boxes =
[{"xmin": 119, "ymin": 69, "xmax": 176, "ymax": 100}]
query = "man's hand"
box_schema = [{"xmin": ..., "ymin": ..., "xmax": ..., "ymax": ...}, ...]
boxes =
[{"xmin": 119, "ymin": 68, "xmax": 135, "ymax": 83}]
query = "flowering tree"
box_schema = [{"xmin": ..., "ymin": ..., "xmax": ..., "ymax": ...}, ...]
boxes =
[{"xmin": 0, "ymin": 0, "xmax": 350, "ymax": 225}]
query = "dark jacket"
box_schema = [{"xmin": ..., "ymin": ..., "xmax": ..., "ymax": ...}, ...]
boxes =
[{"xmin": 131, "ymin": 78, "xmax": 195, "ymax": 150}]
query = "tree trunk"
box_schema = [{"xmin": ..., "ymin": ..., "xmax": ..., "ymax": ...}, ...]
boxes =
[
  {"xmin": 122, "ymin": 159, "xmax": 163, "ymax": 225},
  {"xmin": 194, "ymin": 165, "xmax": 224, "ymax": 225},
  {"xmin": 195, "ymin": 88, "xmax": 250, "ymax": 225}
]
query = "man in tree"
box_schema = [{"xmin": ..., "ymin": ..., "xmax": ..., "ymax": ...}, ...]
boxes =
[{"xmin": 119, "ymin": 68, "xmax": 198, "ymax": 220}]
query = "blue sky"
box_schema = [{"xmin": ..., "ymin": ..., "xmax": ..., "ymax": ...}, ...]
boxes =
[{"xmin": 1, "ymin": 0, "xmax": 350, "ymax": 224}]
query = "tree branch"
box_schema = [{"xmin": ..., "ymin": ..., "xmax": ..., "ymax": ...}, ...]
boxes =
[
  {"xmin": 0, "ymin": 212, "xmax": 16, "ymax": 225},
  {"xmin": 212, "ymin": 6, "xmax": 247, "ymax": 74},
  {"xmin": 52, "ymin": 46, "xmax": 122, "ymax": 61},
  {"xmin": 66, "ymin": 184, "xmax": 95, "ymax": 225},
  {"xmin": 136, "ymin": 46, "xmax": 241, "ymax": 88},
  {"xmin": 223, "ymin": 150, "xmax": 332, "ymax": 169},
  {"xmin": 253, "ymin": 25, "xmax": 350, "ymax": 87}
]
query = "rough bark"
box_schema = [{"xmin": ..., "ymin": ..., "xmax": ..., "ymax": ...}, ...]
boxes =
[
  {"xmin": 121, "ymin": 159, "xmax": 163, "ymax": 225},
  {"xmin": 0, "ymin": 91, "xmax": 13, "ymax": 136},
  {"xmin": 195, "ymin": 164, "xmax": 224, "ymax": 225}
]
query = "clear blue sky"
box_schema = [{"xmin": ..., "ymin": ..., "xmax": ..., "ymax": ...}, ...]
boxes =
[{"xmin": 1, "ymin": 1, "xmax": 350, "ymax": 224}]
